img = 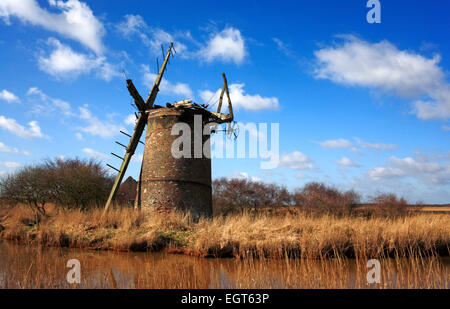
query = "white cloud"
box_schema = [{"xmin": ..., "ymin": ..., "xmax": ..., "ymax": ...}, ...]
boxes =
[
  {"xmin": 0, "ymin": 161, "xmax": 20, "ymax": 168},
  {"xmin": 0, "ymin": 0, "xmax": 105, "ymax": 53},
  {"xmin": 314, "ymin": 35, "xmax": 450, "ymax": 120},
  {"xmin": 78, "ymin": 106, "xmax": 125, "ymax": 138},
  {"xmin": 317, "ymin": 138, "xmax": 353, "ymax": 149},
  {"xmin": 354, "ymin": 137, "xmax": 398, "ymax": 151},
  {"xmin": 131, "ymin": 153, "xmax": 143, "ymax": 163},
  {"xmin": 117, "ymin": 14, "xmax": 146, "ymax": 37},
  {"xmin": 279, "ymin": 151, "xmax": 314, "ymax": 170},
  {"xmin": 442, "ymin": 125, "xmax": 450, "ymax": 131},
  {"xmin": 0, "ymin": 141, "xmax": 18, "ymax": 153},
  {"xmin": 273, "ymin": 37, "xmax": 294, "ymax": 57},
  {"xmin": 82, "ymin": 148, "xmax": 109, "ymax": 160},
  {"xmin": 0, "ymin": 116, "xmax": 46, "ymax": 139},
  {"xmin": 231, "ymin": 172, "xmax": 263, "ymax": 182},
  {"xmin": 336, "ymin": 157, "xmax": 361, "ymax": 167},
  {"xmin": 124, "ymin": 114, "xmax": 136, "ymax": 126},
  {"xmin": 142, "ymin": 64, "xmax": 193, "ymax": 98},
  {"xmin": 117, "ymin": 15, "xmax": 188, "ymax": 57},
  {"xmin": 38, "ymin": 38, "xmax": 118, "ymax": 80},
  {"xmin": 0, "ymin": 89, "xmax": 20, "ymax": 103},
  {"xmin": 368, "ymin": 154, "xmax": 450, "ymax": 185},
  {"xmin": 0, "ymin": 141, "xmax": 29, "ymax": 155},
  {"xmin": 368, "ymin": 167, "xmax": 405, "ymax": 180},
  {"xmin": 75, "ymin": 132, "xmax": 83, "ymax": 140},
  {"xmin": 27, "ymin": 86, "xmax": 73, "ymax": 116},
  {"xmin": 200, "ymin": 27, "xmax": 246, "ymax": 64},
  {"xmin": 200, "ymin": 83, "xmax": 279, "ymax": 111}
]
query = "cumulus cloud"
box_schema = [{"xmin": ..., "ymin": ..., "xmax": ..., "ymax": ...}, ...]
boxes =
[
  {"xmin": 0, "ymin": 141, "xmax": 29, "ymax": 155},
  {"xmin": 354, "ymin": 137, "xmax": 398, "ymax": 151},
  {"xmin": 82, "ymin": 148, "xmax": 109, "ymax": 160},
  {"xmin": 0, "ymin": 141, "xmax": 18, "ymax": 153},
  {"xmin": 316, "ymin": 137, "xmax": 396, "ymax": 153},
  {"xmin": 314, "ymin": 35, "xmax": 450, "ymax": 120},
  {"xmin": 78, "ymin": 106, "xmax": 125, "ymax": 138},
  {"xmin": 317, "ymin": 138, "xmax": 353, "ymax": 149},
  {"xmin": 200, "ymin": 27, "xmax": 246, "ymax": 64},
  {"xmin": 229, "ymin": 172, "xmax": 263, "ymax": 183},
  {"xmin": 279, "ymin": 151, "xmax": 314, "ymax": 170},
  {"xmin": 0, "ymin": 161, "xmax": 21, "ymax": 168},
  {"xmin": 368, "ymin": 154, "xmax": 450, "ymax": 185},
  {"xmin": 27, "ymin": 86, "xmax": 73, "ymax": 116},
  {"xmin": 124, "ymin": 114, "xmax": 137, "ymax": 126},
  {"xmin": 0, "ymin": 116, "xmax": 46, "ymax": 139},
  {"xmin": 38, "ymin": 38, "xmax": 119, "ymax": 80},
  {"xmin": 0, "ymin": 89, "xmax": 20, "ymax": 103},
  {"xmin": 200, "ymin": 83, "xmax": 279, "ymax": 111},
  {"xmin": 0, "ymin": 0, "xmax": 105, "ymax": 53},
  {"xmin": 142, "ymin": 64, "xmax": 193, "ymax": 98},
  {"xmin": 336, "ymin": 157, "xmax": 361, "ymax": 167},
  {"xmin": 116, "ymin": 14, "xmax": 188, "ymax": 57},
  {"xmin": 117, "ymin": 15, "xmax": 246, "ymax": 64}
]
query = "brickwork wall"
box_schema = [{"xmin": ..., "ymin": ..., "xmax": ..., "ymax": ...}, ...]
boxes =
[{"xmin": 139, "ymin": 107, "xmax": 212, "ymax": 218}]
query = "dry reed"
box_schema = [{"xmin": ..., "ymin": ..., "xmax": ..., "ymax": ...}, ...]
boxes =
[{"xmin": 0, "ymin": 204, "xmax": 448, "ymax": 259}]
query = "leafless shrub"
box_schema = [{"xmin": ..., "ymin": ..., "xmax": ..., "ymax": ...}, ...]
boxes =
[
  {"xmin": 0, "ymin": 157, "xmax": 114, "ymax": 213},
  {"xmin": 292, "ymin": 182, "xmax": 360, "ymax": 217},
  {"xmin": 0, "ymin": 166, "xmax": 52, "ymax": 218},
  {"xmin": 212, "ymin": 178, "xmax": 291, "ymax": 215},
  {"xmin": 369, "ymin": 193, "xmax": 410, "ymax": 218},
  {"xmin": 42, "ymin": 157, "xmax": 114, "ymax": 210}
]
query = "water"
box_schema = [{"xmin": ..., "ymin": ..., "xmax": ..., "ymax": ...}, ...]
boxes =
[{"xmin": 0, "ymin": 240, "xmax": 448, "ymax": 289}]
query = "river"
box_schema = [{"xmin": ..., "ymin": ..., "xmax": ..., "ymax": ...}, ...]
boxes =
[{"xmin": 0, "ymin": 240, "xmax": 448, "ymax": 289}]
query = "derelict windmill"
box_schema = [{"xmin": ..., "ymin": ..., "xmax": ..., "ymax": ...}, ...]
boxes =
[{"xmin": 103, "ymin": 43, "xmax": 235, "ymax": 218}]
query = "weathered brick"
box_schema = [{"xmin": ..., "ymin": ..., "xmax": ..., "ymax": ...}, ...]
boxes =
[{"xmin": 136, "ymin": 107, "xmax": 212, "ymax": 219}]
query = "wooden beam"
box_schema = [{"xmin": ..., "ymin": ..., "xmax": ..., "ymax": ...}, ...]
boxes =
[
  {"xmin": 222, "ymin": 73, "xmax": 234, "ymax": 122},
  {"xmin": 126, "ymin": 79, "xmax": 146, "ymax": 111},
  {"xmin": 103, "ymin": 112, "xmax": 148, "ymax": 214},
  {"xmin": 144, "ymin": 42, "xmax": 174, "ymax": 109}
]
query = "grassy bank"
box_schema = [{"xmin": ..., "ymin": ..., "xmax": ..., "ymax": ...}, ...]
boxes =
[{"xmin": 0, "ymin": 204, "xmax": 449, "ymax": 259}]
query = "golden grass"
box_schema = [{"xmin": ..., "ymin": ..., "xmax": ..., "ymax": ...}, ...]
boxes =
[
  {"xmin": 416, "ymin": 206, "xmax": 450, "ymax": 212},
  {"xmin": 0, "ymin": 204, "xmax": 449, "ymax": 259}
]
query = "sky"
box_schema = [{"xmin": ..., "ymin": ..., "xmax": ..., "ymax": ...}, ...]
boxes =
[{"xmin": 0, "ymin": 0, "xmax": 449, "ymax": 203}]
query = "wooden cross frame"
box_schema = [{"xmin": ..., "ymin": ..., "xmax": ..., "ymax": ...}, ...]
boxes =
[{"xmin": 103, "ymin": 43, "xmax": 175, "ymax": 214}]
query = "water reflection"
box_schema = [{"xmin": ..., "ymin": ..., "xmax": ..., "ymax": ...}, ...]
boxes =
[{"xmin": 0, "ymin": 240, "xmax": 448, "ymax": 289}]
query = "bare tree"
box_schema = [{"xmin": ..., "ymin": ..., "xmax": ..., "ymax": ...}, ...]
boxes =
[
  {"xmin": 292, "ymin": 182, "xmax": 360, "ymax": 216},
  {"xmin": 0, "ymin": 165, "xmax": 52, "ymax": 220},
  {"xmin": 0, "ymin": 157, "xmax": 114, "ymax": 213}
]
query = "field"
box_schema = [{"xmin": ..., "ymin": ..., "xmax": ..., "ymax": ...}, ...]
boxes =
[{"xmin": 0, "ymin": 204, "xmax": 449, "ymax": 259}]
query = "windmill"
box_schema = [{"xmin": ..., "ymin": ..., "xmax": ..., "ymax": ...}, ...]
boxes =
[{"xmin": 104, "ymin": 43, "xmax": 235, "ymax": 217}]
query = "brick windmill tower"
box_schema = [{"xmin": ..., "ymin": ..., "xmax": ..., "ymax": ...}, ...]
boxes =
[{"xmin": 104, "ymin": 43, "xmax": 234, "ymax": 219}]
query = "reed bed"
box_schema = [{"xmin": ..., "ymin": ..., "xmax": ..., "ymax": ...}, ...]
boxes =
[{"xmin": 0, "ymin": 204, "xmax": 449, "ymax": 259}]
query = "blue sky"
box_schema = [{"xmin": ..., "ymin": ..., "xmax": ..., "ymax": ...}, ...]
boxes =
[{"xmin": 0, "ymin": 0, "xmax": 449, "ymax": 203}]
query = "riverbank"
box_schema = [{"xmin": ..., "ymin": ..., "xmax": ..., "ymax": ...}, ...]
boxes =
[{"xmin": 0, "ymin": 205, "xmax": 449, "ymax": 259}]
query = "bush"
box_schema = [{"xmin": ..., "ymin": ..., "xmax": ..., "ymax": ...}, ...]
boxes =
[
  {"xmin": 0, "ymin": 157, "xmax": 114, "ymax": 212},
  {"xmin": 292, "ymin": 182, "xmax": 360, "ymax": 216},
  {"xmin": 369, "ymin": 193, "xmax": 409, "ymax": 217},
  {"xmin": 0, "ymin": 165, "xmax": 53, "ymax": 216},
  {"xmin": 212, "ymin": 178, "xmax": 291, "ymax": 215},
  {"xmin": 42, "ymin": 158, "xmax": 114, "ymax": 210}
]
